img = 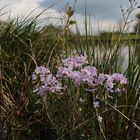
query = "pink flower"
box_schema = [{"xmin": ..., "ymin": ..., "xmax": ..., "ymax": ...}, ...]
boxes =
[
  {"xmin": 35, "ymin": 66, "xmax": 50, "ymax": 75},
  {"xmin": 96, "ymin": 73, "xmax": 106, "ymax": 85},
  {"xmin": 111, "ymin": 73, "xmax": 127, "ymax": 84},
  {"xmin": 81, "ymin": 66, "xmax": 97, "ymax": 77},
  {"xmin": 62, "ymin": 55, "xmax": 88, "ymax": 69},
  {"xmin": 56, "ymin": 67, "xmax": 72, "ymax": 79},
  {"xmin": 69, "ymin": 71, "xmax": 82, "ymax": 86}
]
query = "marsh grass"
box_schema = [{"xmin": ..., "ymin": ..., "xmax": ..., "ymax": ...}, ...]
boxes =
[{"xmin": 0, "ymin": 1, "xmax": 140, "ymax": 139}]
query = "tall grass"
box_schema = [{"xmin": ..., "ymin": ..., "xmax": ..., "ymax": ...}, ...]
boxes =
[{"xmin": 1, "ymin": 1, "xmax": 140, "ymax": 139}]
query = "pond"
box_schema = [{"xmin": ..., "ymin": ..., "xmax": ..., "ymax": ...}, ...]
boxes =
[{"xmin": 71, "ymin": 44, "xmax": 140, "ymax": 73}]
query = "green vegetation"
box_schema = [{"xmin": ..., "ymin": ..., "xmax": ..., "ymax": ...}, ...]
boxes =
[
  {"xmin": 0, "ymin": 1, "xmax": 140, "ymax": 139},
  {"xmin": 81, "ymin": 32, "xmax": 140, "ymax": 46}
]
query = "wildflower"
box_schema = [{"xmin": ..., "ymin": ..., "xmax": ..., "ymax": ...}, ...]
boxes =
[
  {"xmin": 44, "ymin": 74, "xmax": 63, "ymax": 93},
  {"xmin": 111, "ymin": 73, "xmax": 127, "ymax": 84},
  {"xmin": 32, "ymin": 72, "xmax": 37, "ymax": 81},
  {"xmin": 32, "ymin": 56, "xmax": 128, "ymax": 96},
  {"xmin": 35, "ymin": 66, "xmax": 50, "ymax": 75},
  {"xmin": 69, "ymin": 71, "xmax": 82, "ymax": 86},
  {"xmin": 81, "ymin": 66, "xmax": 97, "ymax": 86},
  {"xmin": 106, "ymin": 76, "xmax": 114, "ymax": 91},
  {"xmin": 115, "ymin": 88, "xmax": 121, "ymax": 92},
  {"xmin": 93, "ymin": 101, "xmax": 99, "ymax": 108},
  {"xmin": 56, "ymin": 67, "xmax": 72, "ymax": 79},
  {"xmin": 96, "ymin": 73, "xmax": 106, "ymax": 85},
  {"xmin": 32, "ymin": 67, "xmax": 63, "ymax": 95},
  {"xmin": 104, "ymin": 73, "xmax": 128, "ymax": 93},
  {"xmin": 97, "ymin": 115, "xmax": 103, "ymax": 123},
  {"xmin": 35, "ymin": 85, "xmax": 47, "ymax": 96},
  {"xmin": 32, "ymin": 66, "xmax": 51, "ymax": 83},
  {"xmin": 81, "ymin": 66, "xmax": 97, "ymax": 77},
  {"xmin": 57, "ymin": 67, "xmax": 82, "ymax": 86},
  {"xmin": 62, "ymin": 55, "xmax": 88, "ymax": 69}
]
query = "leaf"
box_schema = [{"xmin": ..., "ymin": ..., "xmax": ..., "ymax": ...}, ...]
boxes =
[{"xmin": 69, "ymin": 20, "xmax": 76, "ymax": 25}]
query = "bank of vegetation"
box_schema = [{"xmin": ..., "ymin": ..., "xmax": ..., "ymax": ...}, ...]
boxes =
[{"xmin": 0, "ymin": 0, "xmax": 140, "ymax": 139}]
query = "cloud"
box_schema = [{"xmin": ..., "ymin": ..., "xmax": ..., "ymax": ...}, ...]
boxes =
[
  {"xmin": 1, "ymin": 0, "xmax": 44, "ymax": 18},
  {"xmin": 0, "ymin": 0, "xmax": 139, "ymax": 34},
  {"xmin": 39, "ymin": 0, "xmax": 139, "ymax": 33},
  {"xmin": 0, "ymin": 0, "xmax": 62, "ymax": 25},
  {"xmin": 70, "ymin": 14, "xmax": 118, "ymax": 34},
  {"xmin": 40, "ymin": 0, "xmax": 129, "ymax": 20}
]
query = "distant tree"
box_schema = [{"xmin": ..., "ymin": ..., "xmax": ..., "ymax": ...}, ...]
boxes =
[
  {"xmin": 41, "ymin": 24, "xmax": 63, "ymax": 37},
  {"xmin": 40, "ymin": 24, "xmax": 72, "ymax": 40},
  {"xmin": 134, "ymin": 13, "xmax": 140, "ymax": 34}
]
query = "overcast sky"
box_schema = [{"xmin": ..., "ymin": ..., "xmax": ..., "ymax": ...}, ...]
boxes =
[{"xmin": 0, "ymin": 0, "xmax": 140, "ymax": 33}]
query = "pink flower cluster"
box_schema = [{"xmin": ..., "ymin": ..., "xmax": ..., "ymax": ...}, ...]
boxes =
[
  {"xmin": 32, "ymin": 66, "xmax": 63, "ymax": 96},
  {"xmin": 32, "ymin": 56, "xmax": 127, "ymax": 96},
  {"xmin": 96, "ymin": 73, "xmax": 127, "ymax": 93}
]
